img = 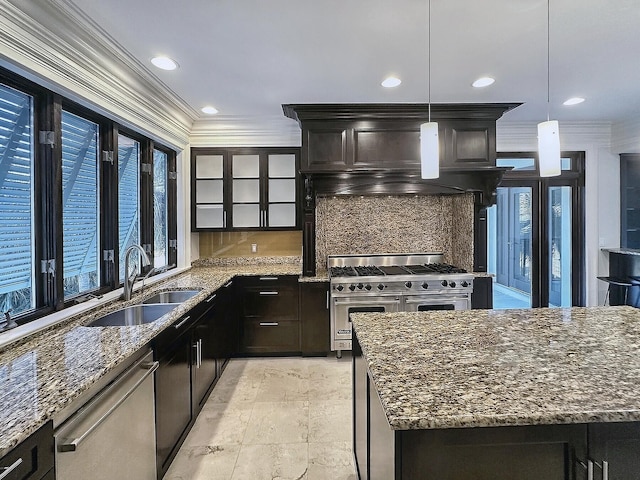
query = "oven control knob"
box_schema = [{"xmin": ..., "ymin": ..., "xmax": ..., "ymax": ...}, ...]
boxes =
[
  {"xmin": 461, "ymin": 281, "xmax": 469, "ymax": 287},
  {"xmin": 449, "ymin": 281, "xmax": 456, "ymax": 288},
  {"xmin": 349, "ymin": 284, "xmax": 356, "ymax": 291},
  {"xmin": 357, "ymin": 283, "xmax": 364, "ymax": 290},
  {"xmin": 377, "ymin": 284, "xmax": 385, "ymax": 291},
  {"xmin": 441, "ymin": 280, "xmax": 448, "ymax": 287},
  {"xmin": 405, "ymin": 281, "xmax": 412, "ymax": 289},
  {"xmin": 421, "ymin": 282, "xmax": 429, "ymax": 289},
  {"xmin": 336, "ymin": 285, "xmax": 344, "ymax": 292},
  {"xmin": 365, "ymin": 284, "xmax": 372, "ymax": 291}
]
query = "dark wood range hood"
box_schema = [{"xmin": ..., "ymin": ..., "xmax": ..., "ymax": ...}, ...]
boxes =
[
  {"xmin": 282, "ymin": 102, "xmax": 521, "ymax": 276},
  {"xmin": 283, "ymin": 102, "xmax": 520, "ymax": 207}
]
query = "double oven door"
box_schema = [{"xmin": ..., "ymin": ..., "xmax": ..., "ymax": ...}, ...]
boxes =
[
  {"xmin": 403, "ymin": 294, "xmax": 471, "ymax": 311},
  {"xmin": 331, "ymin": 295, "xmax": 401, "ymax": 351}
]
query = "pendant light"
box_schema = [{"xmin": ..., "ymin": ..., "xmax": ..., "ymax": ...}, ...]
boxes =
[
  {"xmin": 537, "ymin": 0, "xmax": 561, "ymax": 177},
  {"xmin": 420, "ymin": 0, "xmax": 439, "ymax": 179}
]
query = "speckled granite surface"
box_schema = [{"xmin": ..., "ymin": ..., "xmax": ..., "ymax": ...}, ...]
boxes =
[
  {"xmin": 0, "ymin": 262, "xmax": 301, "ymax": 457},
  {"xmin": 352, "ymin": 306, "xmax": 640, "ymax": 431},
  {"xmin": 603, "ymin": 248, "xmax": 640, "ymax": 256},
  {"xmin": 315, "ymin": 195, "xmax": 474, "ymax": 272}
]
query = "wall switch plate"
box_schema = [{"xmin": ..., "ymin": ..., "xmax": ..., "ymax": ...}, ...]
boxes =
[{"xmin": 251, "ymin": 243, "xmax": 258, "ymax": 253}]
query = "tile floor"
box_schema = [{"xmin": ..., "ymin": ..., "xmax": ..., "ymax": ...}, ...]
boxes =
[{"xmin": 164, "ymin": 355, "xmax": 357, "ymax": 480}]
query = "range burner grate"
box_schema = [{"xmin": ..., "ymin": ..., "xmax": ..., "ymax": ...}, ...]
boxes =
[
  {"xmin": 329, "ymin": 266, "xmax": 357, "ymax": 277},
  {"xmin": 354, "ymin": 266, "xmax": 384, "ymax": 276}
]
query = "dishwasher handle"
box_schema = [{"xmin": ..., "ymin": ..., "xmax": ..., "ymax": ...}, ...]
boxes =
[{"xmin": 58, "ymin": 361, "xmax": 158, "ymax": 452}]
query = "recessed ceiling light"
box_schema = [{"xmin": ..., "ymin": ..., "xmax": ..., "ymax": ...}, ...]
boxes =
[
  {"xmin": 381, "ymin": 76, "xmax": 402, "ymax": 88},
  {"xmin": 201, "ymin": 106, "xmax": 219, "ymax": 115},
  {"xmin": 151, "ymin": 56, "xmax": 179, "ymax": 71},
  {"xmin": 563, "ymin": 97, "xmax": 585, "ymax": 106},
  {"xmin": 472, "ymin": 77, "xmax": 495, "ymax": 88}
]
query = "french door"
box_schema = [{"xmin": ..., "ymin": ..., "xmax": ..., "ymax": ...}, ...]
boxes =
[{"xmin": 487, "ymin": 153, "xmax": 584, "ymax": 309}]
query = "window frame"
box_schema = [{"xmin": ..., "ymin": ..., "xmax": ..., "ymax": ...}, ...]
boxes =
[{"xmin": 0, "ymin": 66, "xmax": 178, "ymax": 326}]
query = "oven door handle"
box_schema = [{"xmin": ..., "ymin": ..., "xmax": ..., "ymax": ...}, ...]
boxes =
[
  {"xmin": 403, "ymin": 295, "xmax": 470, "ymax": 304},
  {"xmin": 333, "ymin": 297, "xmax": 400, "ymax": 306}
]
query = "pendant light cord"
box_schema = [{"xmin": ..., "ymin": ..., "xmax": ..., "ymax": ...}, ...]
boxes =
[
  {"xmin": 546, "ymin": 0, "xmax": 550, "ymax": 122},
  {"xmin": 428, "ymin": 0, "xmax": 432, "ymax": 122}
]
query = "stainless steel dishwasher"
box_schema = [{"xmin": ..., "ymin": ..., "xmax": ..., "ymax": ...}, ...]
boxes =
[{"xmin": 54, "ymin": 349, "xmax": 158, "ymax": 480}]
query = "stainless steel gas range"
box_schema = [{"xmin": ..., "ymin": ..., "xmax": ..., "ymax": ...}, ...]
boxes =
[{"xmin": 328, "ymin": 253, "xmax": 474, "ymax": 357}]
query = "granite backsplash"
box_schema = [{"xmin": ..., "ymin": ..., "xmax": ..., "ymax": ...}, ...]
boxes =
[{"xmin": 315, "ymin": 194, "xmax": 474, "ymax": 272}]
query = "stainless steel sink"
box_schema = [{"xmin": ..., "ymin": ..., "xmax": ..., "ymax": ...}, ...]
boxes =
[
  {"xmin": 141, "ymin": 290, "xmax": 200, "ymax": 304},
  {"xmin": 86, "ymin": 304, "xmax": 177, "ymax": 327}
]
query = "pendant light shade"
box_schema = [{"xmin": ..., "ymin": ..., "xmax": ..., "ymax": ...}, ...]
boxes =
[
  {"xmin": 420, "ymin": 122, "xmax": 439, "ymax": 179},
  {"xmin": 537, "ymin": 120, "xmax": 561, "ymax": 177}
]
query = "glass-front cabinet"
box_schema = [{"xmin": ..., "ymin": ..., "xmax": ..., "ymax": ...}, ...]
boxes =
[{"xmin": 192, "ymin": 147, "xmax": 300, "ymax": 231}]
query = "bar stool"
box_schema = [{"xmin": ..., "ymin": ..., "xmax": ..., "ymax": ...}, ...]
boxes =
[{"xmin": 597, "ymin": 276, "xmax": 634, "ymax": 306}]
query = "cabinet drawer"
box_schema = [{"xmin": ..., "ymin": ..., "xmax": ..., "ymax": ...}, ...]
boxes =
[
  {"xmin": 241, "ymin": 319, "xmax": 300, "ymax": 353},
  {"xmin": 0, "ymin": 421, "xmax": 53, "ymax": 480},
  {"xmin": 242, "ymin": 288, "xmax": 298, "ymax": 318}
]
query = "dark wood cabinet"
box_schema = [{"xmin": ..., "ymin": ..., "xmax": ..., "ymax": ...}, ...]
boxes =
[
  {"xmin": 299, "ymin": 281, "xmax": 330, "ymax": 356},
  {"xmin": 620, "ymin": 154, "xmax": 640, "ymax": 249},
  {"xmin": 0, "ymin": 421, "xmax": 53, "ymax": 480},
  {"xmin": 154, "ymin": 314, "xmax": 194, "ymax": 478},
  {"xmin": 191, "ymin": 147, "xmax": 301, "ymax": 231},
  {"xmin": 471, "ymin": 276, "xmax": 493, "ymax": 309},
  {"xmin": 587, "ymin": 422, "xmax": 640, "ymax": 479},
  {"xmin": 191, "ymin": 293, "xmax": 221, "ymax": 414},
  {"xmin": 237, "ymin": 275, "xmax": 300, "ymax": 354}
]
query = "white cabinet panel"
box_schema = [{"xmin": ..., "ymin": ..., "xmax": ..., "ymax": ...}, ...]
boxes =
[
  {"xmin": 195, "ymin": 179, "xmax": 224, "ymax": 203},
  {"xmin": 233, "ymin": 204, "xmax": 260, "ymax": 228},
  {"xmin": 269, "ymin": 179, "xmax": 296, "ymax": 203},
  {"xmin": 269, "ymin": 204, "xmax": 296, "ymax": 227},
  {"xmin": 196, "ymin": 205, "xmax": 224, "ymax": 228},
  {"xmin": 268, "ymin": 154, "xmax": 296, "ymax": 178},
  {"xmin": 232, "ymin": 155, "xmax": 260, "ymax": 178},
  {"xmin": 195, "ymin": 155, "xmax": 223, "ymax": 178}
]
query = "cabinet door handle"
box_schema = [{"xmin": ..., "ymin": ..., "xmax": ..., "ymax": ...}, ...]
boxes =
[
  {"xmin": 174, "ymin": 316, "xmax": 191, "ymax": 329},
  {"xmin": 595, "ymin": 460, "xmax": 608, "ymax": 480},
  {"xmin": 578, "ymin": 459, "xmax": 594, "ymax": 480},
  {"xmin": 193, "ymin": 342, "xmax": 200, "ymax": 368},
  {"xmin": 224, "ymin": 280, "xmax": 233, "ymax": 288},
  {"xmin": 223, "ymin": 211, "xmax": 227, "ymax": 228},
  {"xmin": 259, "ymin": 291, "xmax": 278, "ymax": 296},
  {"xmin": 0, "ymin": 458, "xmax": 23, "ymax": 479},
  {"xmin": 206, "ymin": 293, "xmax": 217, "ymax": 303},
  {"xmin": 326, "ymin": 290, "xmax": 330, "ymax": 309},
  {"xmin": 259, "ymin": 276, "xmax": 278, "ymax": 281},
  {"xmin": 198, "ymin": 339, "xmax": 202, "ymax": 367},
  {"xmin": 259, "ymin": 322, "xmax": 278, "ymax": 326}
]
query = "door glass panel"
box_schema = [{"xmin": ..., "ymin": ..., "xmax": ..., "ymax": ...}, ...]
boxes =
[
  {"xmin": 496, "ymin": 158, "xmax": 535, "ymax": 170},
  {"xmin": 487, "ymin": 187, "xmax": 532, "ymax": 309},
  {"xmin": 232, "ymin": 155, "xmax": 259, "ymax": 178},
  {"xmin": 196, "ymin": 205, "xmax": 224, "ymax": 228},
  {"xmin": 153, "ymin": 149, "xmax": 168, "ymax": 269},
  {"xmin": 233, "ymin": 179, "xmax": 260, "ymax": 202},
  {"xmin": 268, "ymin": 204, "xmax": 296, "ymax": 227},
  {"xmin": 195, "ymin": 155, "xmax": 223, "ymax": 178},
  {"xmin": 233, "ymin": 204, "xmax": 260, "ymax": 228},
  {"xmin": 196, "ymin": 179, "xmax": 224, "ymax": 203},
  {"xmin": 269, "ymin": 179, "xmax": 296, "ymax": 202},
  {"xmin": 548, "ymin": 186, "xmax": 572, "ymax": 307},
  {"xmin": 268, "ymin": 154, "xmax": 296, "ymax": 177}
]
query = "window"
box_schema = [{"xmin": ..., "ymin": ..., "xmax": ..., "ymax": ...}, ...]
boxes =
[
  {"xmin": 0, "ymin": 83, "xmax": 35, "ymax": 316},
  {"xmin": 61, "ymin": 111, "xmax": 100, "ymax": 299},
  {"xmin": 118, "ymin": 134, "xmax": 141, "ymax": 282},
  {"xmin": 153, "ymin": 148, "xmax": 168, "ymax": 268},
  {"xmin": 0, "ymin": 66, "xmax": 178, "ymax": 327}
]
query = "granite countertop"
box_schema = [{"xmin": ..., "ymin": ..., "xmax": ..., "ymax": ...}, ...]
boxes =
[
  {"xmin": 352, "ymin": 306, "xmax": 640, "ymax": 431},
  {"xmin": 602, "ymin": 248, "xmax": 640, "ymax": 256},
  {"xmin": 0, "ymin": 262, "xmax": 301, "ymax": 457}
]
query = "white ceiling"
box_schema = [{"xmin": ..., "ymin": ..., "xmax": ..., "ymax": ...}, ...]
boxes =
[{"xmin": 69, "ymin": 0, "xmax": 640, "ymax": 131}]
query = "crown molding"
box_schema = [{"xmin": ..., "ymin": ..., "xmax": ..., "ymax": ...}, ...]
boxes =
[
  {"xmin": 497, "ymin": 121, "xmax": 612, "ymax": 151},
  {"xmin": 190, "ymin": 115, "xmax": 302, "ymax": 147},
  {"xmin": 0, "ymin": 0, "xmax": 195, "ymax": 149},
  {"xmin": 612, "ymin": 118, "xmax": 640, "ymax": 154}
]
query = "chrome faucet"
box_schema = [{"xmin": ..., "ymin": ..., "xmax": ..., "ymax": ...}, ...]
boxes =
[{"xmin": 122, "ymin": 244, "xmax": 151, "ymax": 301}]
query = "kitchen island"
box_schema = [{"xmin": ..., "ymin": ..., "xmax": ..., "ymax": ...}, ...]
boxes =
[{"xmin": 351, "ymin": 307, "xmax": 640, "ymax": 480}]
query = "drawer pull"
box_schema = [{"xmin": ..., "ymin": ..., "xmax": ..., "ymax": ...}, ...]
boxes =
[
  {"xmin": 174, "ymin": 316, "xmax": 191, "ymax": 329},
  {"xmin": 205, "ymin": 293, "xmax": 217, "ymax": 303},
  {"xmin": 0, "ymin": 458, "xmax": 23, "ymax": 479},
  {"xmin": 259, "ymin": 276, "xmax": 279, "ymax": 281},
  {"xmin": 223, "ymin": 280, "xmax": 233, "ymax": 288},
  {"xmin": 259, "ymin": 322, "xmax": 279, "ymax": 326},
  {"xmin": 259, "ymin": 291, "xmax": 279, "ymax": 296}
]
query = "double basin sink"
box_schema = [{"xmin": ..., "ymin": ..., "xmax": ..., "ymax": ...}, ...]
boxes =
[{"xmin": 86, "ymin": 290, "xmax": 200, "ymax": 327}]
